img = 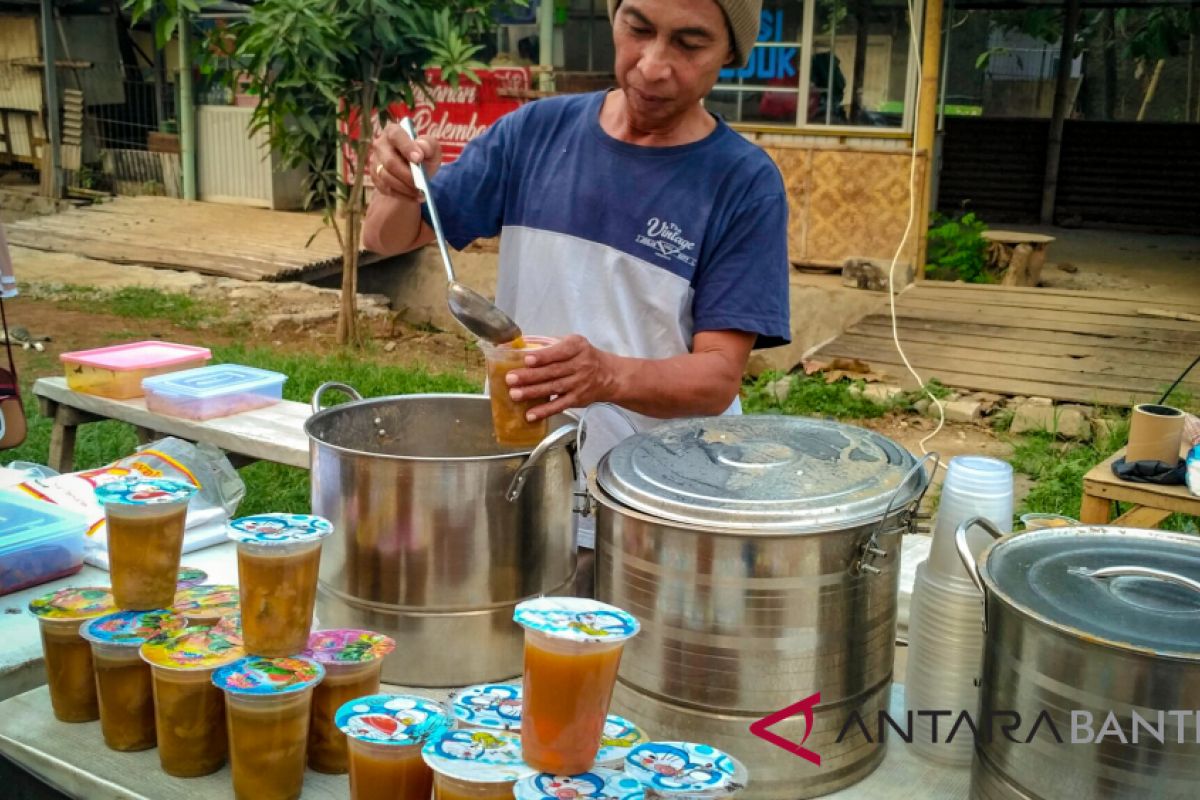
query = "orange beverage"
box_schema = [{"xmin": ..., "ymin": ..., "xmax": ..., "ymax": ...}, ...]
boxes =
[
  {"xmin": 479, "ymin": 336, "xmax": 555, "ymax": 447},
  {"xmin": 28, "ymin": 587, "xmax": 116, "ymax": 723},
  {"xmin": 337, "ymin": 693, "xmax": 450, "ymax": 800},
  {"xmin": 422, "ymin": 728, "xmax": 533, "ymax": 800},
  {"xmin": 214, "ymin": 655, "xmax": 325, "ymax": 800},
  {"xmin": 173, "ymin": 584, "xmax": 240, "ymax": 626},
  {"xmin": 228, "ymin": 513, "xmax": 333, "ymax": 657},
  {"xmin": 349, "ymin": 740, "xmax": 433, "ymax": 800},
  {"xmin": 514, "ymin": 597, "xmax": 641, "ymax": 775},
  {"xmin": 98, "ymin": 478, "xmax": 197, "ymax": 610},
  {"xmin": 141, "ymin": 623, "xmax": 245, "ymax": 777},
  {"xmin": 435, "ymin": 774, "xmax": 519, "ymax": 800},
  {"xmin": 305, "ymin": 629, "xmax": 395, "ymax": 774}
]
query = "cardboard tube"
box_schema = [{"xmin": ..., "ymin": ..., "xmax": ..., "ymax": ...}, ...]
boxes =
[{"xmin": 1127, "ymin": 404, "xmax": 1185, "ymax": 464}]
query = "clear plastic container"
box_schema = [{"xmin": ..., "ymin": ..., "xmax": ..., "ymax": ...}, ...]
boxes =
[
  {"xmin": 143, "ymin": 364, "xmax": 287, "ymax": 421},
  {"xmin": 0, "ymin": 490, "xmax": 87, "ymax": 596},
  {"xmin": 61, "ymin": 341, "xmax": 211, "ymax": 399}
]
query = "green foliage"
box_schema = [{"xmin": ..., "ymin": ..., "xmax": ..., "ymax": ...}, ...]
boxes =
[
  {"xmin": 742, "ymin": 372, "xmax": 898, "ymax": 419},
  {"xmin": 925, "ymin": 212, "xmax": 991, "ymax": 284}
]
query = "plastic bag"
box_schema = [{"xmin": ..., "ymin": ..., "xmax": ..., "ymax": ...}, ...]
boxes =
[
  {"xmin": 1188, "ymin": 444, "xmax": 1200, "ymax": 498},
  {"xmin": 12, "ymin": 437, "xmax": 245, "ymax": 569}
]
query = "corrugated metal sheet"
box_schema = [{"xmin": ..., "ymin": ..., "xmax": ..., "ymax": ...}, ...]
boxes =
[
  {"xmin": 196, "ymin": 105, "xmax": 306, "ymax": 210},
  {"xmin": 0, "ymin": 15, "xmax": 43, "ymax": 112},
  {"xmin": 937, "ymin": 117, "xmax": 1047, "ymax": 221}
]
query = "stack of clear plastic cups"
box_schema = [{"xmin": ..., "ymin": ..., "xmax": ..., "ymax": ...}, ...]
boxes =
[
  {"xmin": 305, "ymin": 629, "xmax": 396, "ymax": 774},
  {"xmin": 624, "ymin": 741, "xmax": 750, "ymax": 799},
  {"xmin": 140, "ymin": 622, "xmax": 245, "ymax": 777},
  {"xmin": 172, "ymin": 584, "xmax": 240, "ymax": 626},
  {"xmin": 907, "ymin": 455, "xmax": 1013, "ymax": 766},
  {"xmin": 27, "ymin": 586, "xmax": 116, "ymax": 722},
  {"xmin": 227, "ymin": 513, "xmax": 332, "ymax": 656},
  {"xmin": 81, "ymin": 609, "xmax": 187, "ymax": 751},
  {"xmin": 516, "ymin": 768, "xmax": 645, "ymax": 800},
  {"xmin": 97, "ymin": 477, "xmax": 197, "ymax": 611},
  {"xmin": 213, "ymin": 655, "xmax": 325, "ymax": 800},
  {"xmin": 337, "ymin": 694, "xmax": 451, "ymax": 800},
  {"xmin": 422, "ymin": 728, "xmax": 535, "ymax": 799},
  {"xmin": 515, "ymin": 597, "xmax": 641, "ymax": 775}
]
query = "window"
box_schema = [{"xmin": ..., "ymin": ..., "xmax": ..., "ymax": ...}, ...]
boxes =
[{"xmin": 707, "ymin": 0, "xmax": 918, "ymax": 131}]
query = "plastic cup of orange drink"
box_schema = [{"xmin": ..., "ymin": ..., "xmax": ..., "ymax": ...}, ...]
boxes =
[
  {"xmin": 80, "ymin": 609, "xmax": 186, "ymax": 751},
  {"xmin": 227, "ymin": 513, "xmax": 333, "ymax": 656},
  {"xmin": 422, "ymin": 728, "xmax": 535, "ymax": 800},
  {"xmin": 515, "ymin": 768, "xmax": 646, "ymax": 800},
  {"xmin": 479, "ymin": 335, "xmax": 557, "ymax": 448},
  {"xmin": 623, "ymin": 741, "xmax": 749, "ymax": 799},
  {"xmin": 140, "ymin": 622, "xmax": 245, "ymax": 777},
  {"xmin": 336, "ymin": 693, "xmax": 451, "ymax": 800},
  {"xmin": 97, "ymin": 477, "xmax": 197, "ymax": 610},
  {"xmin": 213, "ymin": 655, "xmax": 325, "ymax": 800},
  {"xmin": 27, "ymin": 586, "xmax": 116, "ymax": 722},
  {"xmin": 304, "ymin": 629, "xmax": 396, "ymax": 774},
  {"xmin": 173, "ymin": 583, "xmax": 240, "ymax": 626},
  {"xmin": 514, "ymin": 597, "xmax": 641, "ymax": 775}
]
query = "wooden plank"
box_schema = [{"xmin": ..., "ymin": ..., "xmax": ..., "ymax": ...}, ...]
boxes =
[
  {"xmin": 912, "ymin": 285, "xmax": 1200, "ymax": 317},
  {"xmin": 911, "ymin": 280, "xmax": 1200, "ymax": 308},
  {"xmin": 892, "ymin": 300, "xmax": 1200, "ymax": 337},
  {"xmin": 1111, "ymin": 506, "xmax": 1172, "ymax": 528},
  {"xmin": 851, "ymin": 318, "xmax": 1199, "ymax": 355}
]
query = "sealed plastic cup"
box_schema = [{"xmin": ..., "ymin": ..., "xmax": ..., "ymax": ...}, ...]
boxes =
[
  {"xmin": 98, "ymin": 477, "xmax": 198, "ymax": 610},
  {"xmin": 479, "ymin": 336, "xmax": 556, "ymax": 448},
  {"xmin": 173, "ymin": 584, "xmax": 240, "ymax": 626},
  {"xmin": 28, "ymin": 586, "xmax": 116, "ymax": 722},
  {"xmin": 213, "ymin": 655, "xmax": 325, "ymax": 800},
  {"xmin": 227, "ymin": 513, "xmax": 333, "ymax": 656},
  {"xmin": 81, "ymin": 609, "xmax": 186, "ymax": 751},
  {"xmin": 422, "ymin": 728, "xmax": 535, "ymax": 800},
  {"xmin": 515, "ymin": 597, "xmax": 641, "ymax": 774},
  {"xmin": 337, "ymin": 693, "xmax": 451, "ymax": 800},
  {"xmin": 140, "ymin": 622, "xmax": 245, "ymax": 777},
  {"xmin": 450, "ymin": 683, "xmax": 648, "ymax": 769},
  {"xmin": 516, "ymin": 768, "xmax": 645, "ymax": 800},
  {"xmin": 304, "ymin": 629, "xmax": 396, "ymax": 774},
  {"xmin": 624, "ymin": 742, "xmax": 749, "ymax": 799},
  {"xmin": 177, "ymin": 566, "xmax": 208, "ymax": 589}
]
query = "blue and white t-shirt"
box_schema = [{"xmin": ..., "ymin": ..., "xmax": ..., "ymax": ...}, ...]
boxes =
[{"xmin": 427, "ymin": 91, "xmax": 791, "ymax": 542}]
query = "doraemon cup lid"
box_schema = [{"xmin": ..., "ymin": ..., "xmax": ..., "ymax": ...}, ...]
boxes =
[
  {"xmin": 140, "ymin": 623, "xmax": 245, "ymax": 671},
  {"xmin": 81, "ymin": 609, "xmax": 186, "ymax": 647},
  {"xmin": 173, "ymin": 585, "xmax": 240, "ymax": 617},
  {"xmin": 227, "ymin": 513, "xmax": 333, "ymax": 547},
  {"xmin": 516, "ymin": 769, "xmax": 645, "ymax": 800},
  {"xmin": 28, "ymin": 587, "xmax": 115, "ymax": 621},
  {"xmin": 450, "ymin": 683, "xmax": 524, "ymax": 731},
  {"xmin": 596, "ymin": 715, "xmax": 651, "ymax": 768},
  {"xmin": 212, "ymin": 655, "xmax": 325, "ymax": 695},
  {"xmin": 422, "ymin": 729, "xmax": 536, "ymax": 784},
  {"xmin": 625, "ymin": 742, "xmax": 748, "ymax": 798},
  {"xmin": 94, "ymin": 477, "xmax": 197, "ymax": 507},
  {"xmin": 513, "ymin": 597, "xmax": 640, "ymax": 644},
  {"xmin": 336, "ymin": 694, "xmax": 451, "ymax": 746},
  {"xmin": 176, "ymin": 566, "xmax": 208, "ymax": 588},
  {"xmin": 305, "ymin": 629, "xmax": 396, "ymax": 665}
]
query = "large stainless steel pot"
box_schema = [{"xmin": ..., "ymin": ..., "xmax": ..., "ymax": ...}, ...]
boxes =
[
  {"xmin": 957, "ymin": 518, "xmax": 1200, "ymax": 800},
  {"xmin": 305, "ymin": 384, "xmax": 578, "ymax": 686},
  {"xmin": 591, "ymin": 416, "xmax": 934, "ymax": 800}
]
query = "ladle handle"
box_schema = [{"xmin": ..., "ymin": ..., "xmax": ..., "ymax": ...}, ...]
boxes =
[
  {"xmin": 1072, "ymin": 566, "xmax": 1200, "ymax": 596},
  {"xmin": 398, "ymin": 117, "xmax": 455, "ymax": 285}
]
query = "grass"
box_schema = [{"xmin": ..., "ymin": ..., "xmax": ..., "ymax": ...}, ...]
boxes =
[
  {"xmin": 24, "ymin": 284, "xmax": 219, "ymax": 330},
  {"xmin": 742, "ymin": 371, "xmax": 898, "ymax": 419}
]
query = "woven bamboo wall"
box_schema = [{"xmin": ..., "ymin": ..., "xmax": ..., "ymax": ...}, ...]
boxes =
[{"xmin": 761, "ymin": 144, "xmax": 927, "ymax": 269}]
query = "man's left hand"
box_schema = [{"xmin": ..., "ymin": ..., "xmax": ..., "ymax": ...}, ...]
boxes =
[{"xmin": 504, "ymin": 335, "xmax": 620, "ymax": 421}]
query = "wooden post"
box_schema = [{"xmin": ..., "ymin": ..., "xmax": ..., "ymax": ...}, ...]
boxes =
[
  {"xmin": 914, "ymin": 0, "xmax": 944, "ymax": 279},
  {"xmin": 1039, "ymin": 0, "xmax": 1081, "ymax": 224},
  {"xmin": 38, "ymin": 0, "xmax": 61, "ymax": 199}
]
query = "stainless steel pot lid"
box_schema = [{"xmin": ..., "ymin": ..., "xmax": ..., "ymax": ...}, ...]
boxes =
[
  {"xmin": 984, "ymin": 527, "xmax": 1200, "ymax": 659},
  {"xmin": 594, "ymin": 415, "xmax": 924, "ymax": 531}
]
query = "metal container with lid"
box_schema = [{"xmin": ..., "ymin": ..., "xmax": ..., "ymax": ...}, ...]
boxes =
[
  {"xmin": 957, "ymin": 519, "xmax": 1200, "ymax": 800},
  {"xmin": 591, "ymin": 416, "xmax": 933, "ymax": 800}
]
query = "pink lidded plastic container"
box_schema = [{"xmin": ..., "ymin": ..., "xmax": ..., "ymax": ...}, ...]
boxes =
[{"xmin": 60, "ymin": 341, "xmax": 211, "ymax": 399}]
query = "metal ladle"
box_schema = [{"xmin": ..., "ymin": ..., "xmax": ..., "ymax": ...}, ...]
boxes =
[{"xmin": 398, "ymin": 118, "xmax": 522, "ymax": 345}]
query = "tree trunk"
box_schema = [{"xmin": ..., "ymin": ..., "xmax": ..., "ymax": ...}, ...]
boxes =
[
  {"xmin": 1103, "ymin": 9, "xmax": 1117, "ymax": 119},
  {"xmin": 1080, "ymin": 11, "xmax": 1106, "ymax": 120},
  {"xmin": 849, "ymin": 0, "xmax": 870, "ymax": 123},
  {"xmin": 337, "ymin": 78, "xmax": 378, "ymax": 346},
  {"xmin": 1039, "ymin": 0, "xmax": 1081, "ymax": 224},
  {"xmin": 1136, "ymin": 58, "xmax": 1165, "ymax": 121}
]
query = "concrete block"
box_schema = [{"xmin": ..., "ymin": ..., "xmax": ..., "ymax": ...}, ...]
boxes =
[
  {"xmin": 944, "ymin": 399, "xmax": 984, "ymax": 424},
  {"xmin": 1011, "ymin": 403, "xmax": 1091, "ymax": 440},
  {"xmin": 862, "ymin": 384, "xmax": 905, "ymax": 404}
]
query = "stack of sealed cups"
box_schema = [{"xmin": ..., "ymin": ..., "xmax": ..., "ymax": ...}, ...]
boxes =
[{"xmin": 906, "ymin": 456, "xmax": 1013, "ymax": 766}]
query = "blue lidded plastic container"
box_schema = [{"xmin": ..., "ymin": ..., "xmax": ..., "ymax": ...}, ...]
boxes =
[
  {"xmin": 0, "ymin": 490, "xmax": 88, "ymax": 596},
  {"xmin": 142, "ymin": 364, "xmax": 287, "ymax": 421}
]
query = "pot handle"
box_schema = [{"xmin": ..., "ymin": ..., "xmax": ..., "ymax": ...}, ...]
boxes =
[
  {"xmin": 955, "ymin": 517, "xmax": 1006, "ymax": 595},
  {"xmin": 311, "ymin": 382, "xmax": 363, "ymax": 414},
  {"xmin": 506, "ymin": 421, "xmax": 580, "ymax": 502},
  {"xmin": 1071, "ymin": 565, "xmax": 1200, "ymax": 596},
  {"xmin": 853, "ymin": 452, "xmax": 939, "ymax": 576}
]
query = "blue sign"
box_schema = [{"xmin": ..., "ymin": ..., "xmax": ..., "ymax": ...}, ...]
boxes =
[{"xmin": 719, "ymin": 10, "xmax": 798, "ymax": 82}]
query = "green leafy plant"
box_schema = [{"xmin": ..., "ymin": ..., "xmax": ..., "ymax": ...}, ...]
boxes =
[
  {"xmin": 742, "ymin": 372, "xmax": 898, "ymax": 419},
  {"xmin": 925, "ymin": 211, "xmax": 991, "ymax": 284}
]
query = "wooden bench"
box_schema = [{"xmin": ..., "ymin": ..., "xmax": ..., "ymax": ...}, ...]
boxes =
[
  {"xmin": 1079, "ymin": 446, "xmax": 1200, "ymax": 527},
  {"xmin": 32, "ymin": 377, "xmax": 311, "ymax": 473}
]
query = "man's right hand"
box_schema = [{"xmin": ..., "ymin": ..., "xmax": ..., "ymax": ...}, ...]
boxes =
[{"xmin": 369, "ymin": 120, "xmax": 443, "ymax": 200}]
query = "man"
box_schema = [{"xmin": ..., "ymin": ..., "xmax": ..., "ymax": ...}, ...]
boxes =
[{"xmin": 363, "ymin": 0, "xmax": 790, "ymax": 553}]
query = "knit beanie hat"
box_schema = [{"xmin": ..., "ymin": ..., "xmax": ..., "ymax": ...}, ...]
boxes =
[{"xmin": 607, "ymin": 0, "xmax": 762, "ymax": 69}]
